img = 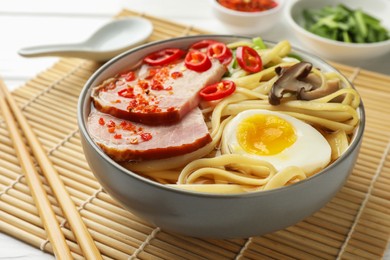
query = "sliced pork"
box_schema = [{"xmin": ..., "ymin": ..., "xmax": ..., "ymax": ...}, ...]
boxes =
[
  {"xmin": 91, "ymin": 59, "xmax": 226, "ymax": 125},
  {"xmin": 87, "ymin": 107, "xmax": 212, "ymax": 161}
]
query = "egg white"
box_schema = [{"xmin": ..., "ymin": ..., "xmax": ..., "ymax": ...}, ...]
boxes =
[{"xmin": 222, "ymin": 109, "xmax": 331, "ymax": 175}]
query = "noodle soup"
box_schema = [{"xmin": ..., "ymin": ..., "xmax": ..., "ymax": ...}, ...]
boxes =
[
  {"xmin": 86, "ymin": 37, "xmax": 361, "ymax": 194},
  {"xmin": 78, "ymin": 35, "xmax": 364, "ymax": 238}
]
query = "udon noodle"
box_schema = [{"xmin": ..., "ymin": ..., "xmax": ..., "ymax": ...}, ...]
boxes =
[{"xmin": 123, "ymin": 39, "xmax": 360, "ymax": 193}]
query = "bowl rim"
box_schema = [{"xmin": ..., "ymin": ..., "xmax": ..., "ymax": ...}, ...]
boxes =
[
  {"xmin": 77, "ymin": 34, "xmax": 365, "ymax": 199},
  {"xmin": 285, "ymin": 0, "xmax": 390, "ymax": 48},
  {"xmin": 210, "ymin": 0, "xmax": 285, "ymax": 17}
]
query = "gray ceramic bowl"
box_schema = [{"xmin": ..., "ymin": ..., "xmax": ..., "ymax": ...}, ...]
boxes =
[{"xmin": 77, "ymin": 35, "xmax": 365, "ymax": 238}]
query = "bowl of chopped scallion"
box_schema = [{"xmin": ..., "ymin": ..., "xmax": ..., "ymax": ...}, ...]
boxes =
[{"xmin": 286, "ymin": 0, "xmax": 390, "ymax": 62}]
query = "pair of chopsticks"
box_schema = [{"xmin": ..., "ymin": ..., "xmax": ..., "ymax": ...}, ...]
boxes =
[{"xmin": 0, "ymin": 80, "xmax": 102, "ymax": 260}]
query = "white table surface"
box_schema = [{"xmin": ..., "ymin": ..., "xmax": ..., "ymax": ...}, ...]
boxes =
[{"xmin": 0, "ymin": 0, "xmax": 389, "ymax": 259}]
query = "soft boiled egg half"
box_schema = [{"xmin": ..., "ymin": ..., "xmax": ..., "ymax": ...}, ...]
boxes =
[{"xmin": 222, "ymin": 109, "xmax": 331, "ymax": 176}]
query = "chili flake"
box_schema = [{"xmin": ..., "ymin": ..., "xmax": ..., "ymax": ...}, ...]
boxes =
[
  {"xmin": 108, "ymin": 127, "xmax": 116, "ymax": 133},
  {"xmin": 107, "ymin": 120, "xmax": 116, "ymax": 127},
  {"xmin": 153, "ymin": 66, "xmax": 170, "ymax": 82},
  {"xmin": 145, "ymin": 67, "xmax": 160, "ymax": 80},
  {"xmin": 114, "ymin": 134, "xmax": 122, "ymax": 139},
  {"xmin": 120, "ymin": 121, "xmax": 136, "ymax": 131},
  {"xmin": 127, "ymin": 99, "xmax": 138, "ymax": 111},
  {"xmin": 142, "ymin": 105, "xmax": 161, "ymax": 113},
  {"xmin": 151, "ymin": 79, "xmax": 164, "ymax": 90},
  {"xmin": 138, "ymin": 80, "xmax": 149, "ymax": 90},
  {"xmin": 124, "ymin": 71, "xmax": 136, "ymax": 82},
  {"xmin": 141, "ymin": 133, "xmax": 152, "ymax": 141},
  {"xmin": 171, "ymin": 71, "xmax": 183, "ymax": 79},
  {"xmin": 107, "ymin": 120, "xmax": 116, "ymax": 133}
]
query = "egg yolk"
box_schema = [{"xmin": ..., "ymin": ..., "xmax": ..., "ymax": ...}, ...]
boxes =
[{"xmin": 236, "ymin": 114, "xmax": 297, "ymax": 156}]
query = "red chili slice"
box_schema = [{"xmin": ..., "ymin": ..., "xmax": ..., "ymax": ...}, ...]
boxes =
[
  {"xmin": 118, "ymin": 88, "xmax": 135, "ymax": 98},
  {"xmin": 189, "ymin": 40, "xmax": 220, "ymax": 51},
  {"xmin": 120, "ymin": 71, "xmax": 136, "ymax": 81},
  {"xmin": 236, "ymin": 46, "xmax": 263, "ymax": 73},
  {"xmin": 184, "ymin": 50, "xmax": 212, "ymax": 72},
  {"xmin": 207, "ymin": 43, "xmax": 233, "ymax": 65},
  {"xmin": 199, "ymin": 80, "xmax": 236, "ymax": 101},
  {"xmin": 144, "ymin": 48, "xmax": 185, "ymax": 66}
]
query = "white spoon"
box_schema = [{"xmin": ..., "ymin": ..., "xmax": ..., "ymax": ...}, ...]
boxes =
[{"xmin": 18, "ymin": 17, "xmax": 154, "ymax": 61}]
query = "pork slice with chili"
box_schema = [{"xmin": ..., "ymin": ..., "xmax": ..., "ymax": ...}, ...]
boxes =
[
  {"xmin": 87, "ymin": 107, "xmax": 212, "ymax": 161},
  {"xmin": 91, "ymin": 59, "xmax": 226, "ymax": 125}
]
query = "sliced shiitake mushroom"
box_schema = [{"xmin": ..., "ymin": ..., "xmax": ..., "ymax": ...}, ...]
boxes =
[
  {"xmin": 269, "ymin": 62, "xmax": 341, "ymax": 105},
  {"xmin": 299, "ymin": 78, "xmax": 340, "ymax": 100},
  {"xmin": 268, "ymin": 62, "xmax": 313, "ymax": 105}
]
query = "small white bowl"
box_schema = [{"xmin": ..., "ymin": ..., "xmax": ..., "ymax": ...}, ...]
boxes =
[
  {"xmin": 210, "ymin": 0, "xmax": 285, "ymax": 35},
  {"xmin": 285, "ymin": 0, "xmax": 390, "ymax": 62}
]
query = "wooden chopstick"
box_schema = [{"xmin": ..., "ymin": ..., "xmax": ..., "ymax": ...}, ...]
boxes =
[
  {"xmin": 0, "ymin": 84, "xmax": 73, "ymax": 259},
  {"xmin": 0, "ymin": 80, "xmax": 102, "ymax": 260}
]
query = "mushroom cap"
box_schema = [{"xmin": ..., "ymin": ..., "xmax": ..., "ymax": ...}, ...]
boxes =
[{"xmin": 268, "ymin": 62, "xmax": 313, "ymax": 105}]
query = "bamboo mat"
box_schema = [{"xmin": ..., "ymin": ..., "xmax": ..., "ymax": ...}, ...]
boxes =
[{"xmin": 1, "ymin": 9, "xmax": 390, "ymax": 259}]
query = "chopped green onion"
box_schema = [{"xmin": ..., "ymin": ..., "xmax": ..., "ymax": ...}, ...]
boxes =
[
  {"xmin": 252, "ymin": 37, "xmax": 267, "ymax": 50},
  {"xmin": 286, "ymin": 53, "xmax": 303, "ymax": 61},
  {"xmin": 354, "ymin": 10, "xmax": 368, "ymax": 38},
  {"xmin": 300, "ymin": 4, "xmax": 389, "ymax": 44},
  {"xmin": 342, "ymin": 31, "xmax": 351, "ymax": 43}
]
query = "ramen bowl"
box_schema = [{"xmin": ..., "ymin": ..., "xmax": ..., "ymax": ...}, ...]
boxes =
[{"xmin": 78, "ymin": 35, "xmax": 365, "ymax": 238}]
